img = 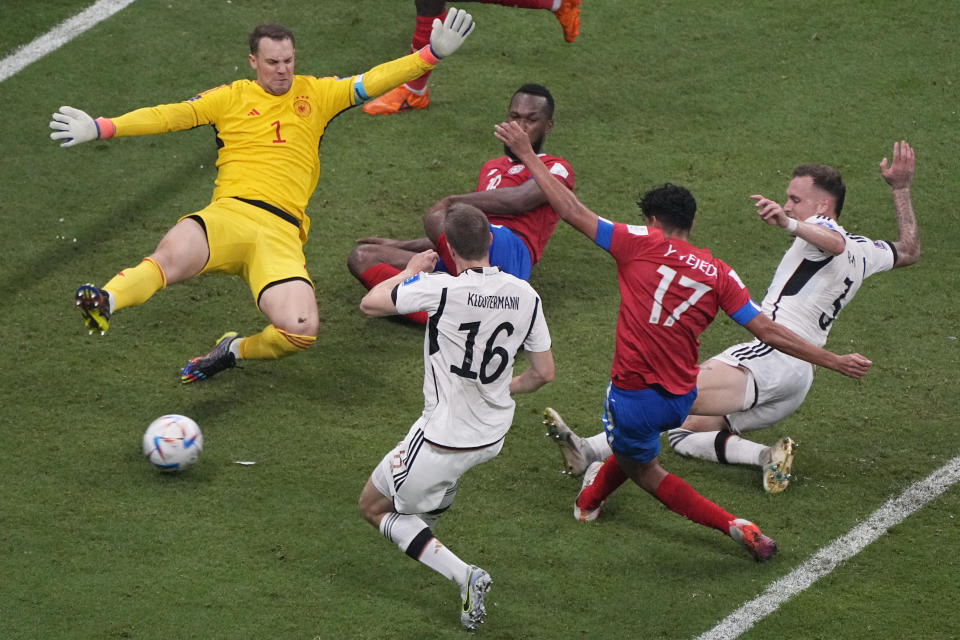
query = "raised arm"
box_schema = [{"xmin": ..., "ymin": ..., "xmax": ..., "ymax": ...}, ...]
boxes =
[
  {"xmin": 743, "ymin": 313, "xmax": 872, "ymax": 379},
  {"xmin": 494, "ymin": 120, "xmax": 599, "ymax": 241},
  {"xmin": 879, "ymin": 140, "xmax": 920, "ymax": 268},
  {"xmin": 358, "ymin": 8, "xmax": 475, "ymax": 101},
  {"xmin": 750, "ymin": 195, "xmax": 845, "ymax": 255}
]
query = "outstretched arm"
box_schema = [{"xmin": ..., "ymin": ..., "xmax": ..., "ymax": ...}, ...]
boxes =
[
  {"xmin": 495, "ymin": 120, "xmax": 599, "ymax": 241},
  {"xmin": 357, "ymin": 8, "xmax": 475, "ymax": 101},
  {"xmin": 744, "ymin": 313, "xmax": 872, "ymax": 379},
  {"xmin": 750, "ymin": 195, "xmax": 845, "ymax": 255},
  {"xmin": 879, "ymin": 140, "xmax": 920, "ymax": 268}
]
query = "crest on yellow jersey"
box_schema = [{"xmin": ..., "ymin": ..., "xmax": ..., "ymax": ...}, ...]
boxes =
[{"xmin": 294, "ymin": 96, "xmax": 312, "ymax": 118}]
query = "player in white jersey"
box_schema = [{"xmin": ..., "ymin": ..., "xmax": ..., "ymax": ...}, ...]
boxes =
[
  {"xmin": 546, "ymin": 141, "xmax": 920, "ymax": 493},
  {"xmin": 357, "ymin": 203, "xmax": 554, "ymax": 631}
]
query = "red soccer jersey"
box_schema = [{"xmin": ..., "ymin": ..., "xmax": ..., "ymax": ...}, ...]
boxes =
[
  {"xmin": 597, "ymin": 219, "xmax": 758, "ymax": 395},
  {"xmin": 477, "ymin": 154, "xmax": 575, "ymax": 264}
]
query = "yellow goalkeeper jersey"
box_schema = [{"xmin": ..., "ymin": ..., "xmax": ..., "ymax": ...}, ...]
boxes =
[{"xmin": 107, "ymin": 51, "xmax": 434, "ymax": 242}]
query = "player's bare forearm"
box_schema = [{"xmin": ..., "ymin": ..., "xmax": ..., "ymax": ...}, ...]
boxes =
[
  {"xmin": 792, "ymin": 220, "xmax": 845, "ymax": 255},
  {"xmin": 356, "ymin": 236, "xmax": 434, "ymax": 252},
  {"xmin": 510, "ymin": 349, "xmax": 555, "ymax": 394},
  {"xmin": 447, "ymin": 182, "xmax": 546, "ymax": 215},
  {"xmin": 891, "ymin": 187, "xmax": 921, "ymax": 267},
  {"xmin": 751, "ymin": 195, "xmax": 843, "ymax": 255},
  {"xmin": 359, "ymin": 250, "xmax": 438, "ymax": 316},
  {"xmin": 359, "ymin": 277, "xmax": 402, "ymax": 316},
  {"xmin": 880, "ymin": 141, "xmax": 920, "ymax": 267},
  {"xmin": 744, "ymin": 315, "xmax": 872, "ymax": 379}
]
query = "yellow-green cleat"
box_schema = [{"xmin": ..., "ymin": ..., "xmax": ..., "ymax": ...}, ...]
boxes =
[
  {"xmin": 75, "ymin": 283, "xmax": 111, "ymax": 335},
  {"xmin": 763, "ymin": 437, "xmax": 796, "ymax": 494}
]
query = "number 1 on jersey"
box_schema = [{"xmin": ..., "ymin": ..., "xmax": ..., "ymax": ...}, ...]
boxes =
[
  {"xmin": 271, "ymin": 120, "xmax": 286, "ymax": 144},
  {"xmin": 649, "ymin": 265, "xmax": 711, "ymax": 327}
]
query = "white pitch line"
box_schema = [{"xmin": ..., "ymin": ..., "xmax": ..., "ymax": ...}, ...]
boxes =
[
  {"xmin": 698, "ymin": 454, "xmax": 960, "ymax": 640},
  {"xmin": 0, "ymin": 0, "xmax": 137, "ymax": 83}
]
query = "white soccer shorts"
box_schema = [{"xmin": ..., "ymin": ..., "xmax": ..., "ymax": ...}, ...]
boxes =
[
  {"xmin": 710, "ymin": 339, "xmax": 815, "ymax": 434},
  {"xmin": 372, "ymin": 417, "xmax": 503, "ymax": 515}
]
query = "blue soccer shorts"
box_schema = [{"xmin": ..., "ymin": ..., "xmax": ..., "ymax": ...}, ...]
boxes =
[
  {"xmin": 601, "ymin": 382, "xmax": 697, "ymax": 463},
  {"xmin": 435, "ymin": 224, "xmax": 532, "ymax": 281}
]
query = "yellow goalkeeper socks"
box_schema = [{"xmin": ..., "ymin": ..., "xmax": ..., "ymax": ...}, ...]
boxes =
[
  {"xmin": 104, "ymin": 258, "xmax": 166, "ymax": 311},
  {"xmin": 237, "ymin": 324, "xmax": 315, "ymax": 360}
]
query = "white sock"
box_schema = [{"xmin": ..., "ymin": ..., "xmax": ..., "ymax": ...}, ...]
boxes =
[
  {"xmin": 551, "ymin": 0, "xmax": 562, "ymax": 11},
  {"xmin": 418, "ymin": 537, "xmax": 470, "ymax": 586},
  {"xmin": 583, "ymin": 432, "xmax": 612, "ymax": 462},
  {"xmin": 402, "ymin": 83, "xmax": 427, "ymax": 95},
  {"xmin": 379, "ymin": 512, "xmax": 468, "ymax": 584},
  {"xmin": 229, "ymin": 337, "xmax": 242, "ymax": 359},
  {"xmin": 724, "ymin": 436, "xmax": 769, "ymax": 466},
  {"xmin": 668, "ymin": 429, "xmax": 767, "ymax": 466}
]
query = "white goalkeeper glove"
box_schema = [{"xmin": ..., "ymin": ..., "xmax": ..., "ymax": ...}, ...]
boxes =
[
  {"xmin": 429, "ymin": 7, "xmax": 475, "ymax": 59},
  {"xmin": 49, "ymin": 106, "xmax": 99, "ymax": 148}
]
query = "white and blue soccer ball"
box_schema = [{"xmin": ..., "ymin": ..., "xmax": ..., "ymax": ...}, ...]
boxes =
[{"xmin": 143, "ymin": 414, "xmax": 203, "ymax": 471}]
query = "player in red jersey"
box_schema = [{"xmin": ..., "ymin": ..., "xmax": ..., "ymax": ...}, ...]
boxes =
[
  {"xmin": 363, "ymin": 0, "xmax": 580, "ymax": 115},
  {"xmin": 348, "ymin": 84, "xmax": 573, "ymax": 323},
  {"xmin": 495, "ymin": 120, "xmax": 873, "ymax": 561}
]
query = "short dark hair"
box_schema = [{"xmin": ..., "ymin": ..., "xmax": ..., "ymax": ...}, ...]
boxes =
[
  {"xmin": 636, "ymin": 183, "xmax": 697, "ymax": 232},
  {"xmin": 793, "ymin": 164, "xmax": 846, "ymax": 217},
  {"xmin": 512, "ymin": 83, "xmax": 555, "ymax": 119},
  {"xmin": 444, "ymin": 203, "xmax": 491, "ymax": 261},
  {"xmin": 249, "ymin": 24, "xmax": 295, "ymax": 54}
]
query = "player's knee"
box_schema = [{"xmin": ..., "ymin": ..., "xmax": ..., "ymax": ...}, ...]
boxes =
[
  {"xmin": 347, "ymin": 243, "xmax": 384, "ymax": 279},
  {"xmin": 358, "ymin": 493, "xmax": 378, "ymax": 526},
  {"xmin": 346, "ymin": 245, "xmax": 369, "ymax": 279}
]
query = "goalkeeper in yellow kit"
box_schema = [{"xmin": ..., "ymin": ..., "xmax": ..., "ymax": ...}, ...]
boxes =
[{"xmin": 49, "ymin": 11, "xmax": 475, "ymax": 383}]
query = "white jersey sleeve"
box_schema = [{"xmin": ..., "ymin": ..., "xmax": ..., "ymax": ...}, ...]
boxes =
[
  {"xmin": 760, "ymin": 215, "xmax": 895, "ymax": 347},
  {"xmin": 395, "ymin": 267, "xmax": 552, "ymax": 449}
]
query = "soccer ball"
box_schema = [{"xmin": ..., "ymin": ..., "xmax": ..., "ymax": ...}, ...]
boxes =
[{"xmin": 143, "ymin": 414, "xmax": 203, "ymax": 471}]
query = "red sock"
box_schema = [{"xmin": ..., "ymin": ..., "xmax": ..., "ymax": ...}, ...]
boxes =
[
  {"xmin": 655, "ymin": 473, "xmax": 734, "ymax": 534},
  {"xmin": 406, "ymin": 11, "xmax": 444, "ymax": 92},
  {"xmin": 481, "ymin": 0, "xmax": 554, "ymax": 8},
  {"xmin": 358, "ymin": 264, "xmax": 428, "ymax": 325},
  {"xmin": 576, "ymin": 455, "xmax": 628, "ymax": 510},
  {"xmin": 358, "ymin": 263, "xmax": 399, "ymax": 290}
]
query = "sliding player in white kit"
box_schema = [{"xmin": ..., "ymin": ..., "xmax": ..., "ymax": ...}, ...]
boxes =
[
  {"xmin": 357, "ymin": 203, "xmax": 554, "ymax": 631},
  {"xmin": 546, "ymin": 141, "xmax": 920, "ymax": 493}
]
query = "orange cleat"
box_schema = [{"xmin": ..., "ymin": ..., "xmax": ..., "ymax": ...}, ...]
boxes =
[
  {"xmin": 362, "ymin": 85, "xmax": 430, "ymax": 115},
  {"xmin": 554, "ymin": 0, "xmax": 581, "ymax": 43}
]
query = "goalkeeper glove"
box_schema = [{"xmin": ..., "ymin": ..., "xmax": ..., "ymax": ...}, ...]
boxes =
[
  {"xmin": 49, "ymin": 106, "xmax": 101, "ymax": 148},
  {"xmin": 429, "ymin": 7, "xmax": 475, "ymax": 59}
]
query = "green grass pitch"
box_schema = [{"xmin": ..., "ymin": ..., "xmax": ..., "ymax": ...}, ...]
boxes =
[{"xmin": 1, "ymin": 1, "xmax": 958, "ymax": 638}]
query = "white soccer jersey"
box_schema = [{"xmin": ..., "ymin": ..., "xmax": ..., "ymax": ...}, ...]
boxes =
[
  {"xmin": 394, "ymin": 266, "xmax": 552, "ymax": 449},
  {"xmin": 761, "ymin": 215, "xmax": 896, "ymax": 347}
]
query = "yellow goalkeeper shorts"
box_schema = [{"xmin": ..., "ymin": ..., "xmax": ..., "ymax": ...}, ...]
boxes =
[{"xmin": 181, "ymin": 197, "xmax": 313, "ymax": 306}]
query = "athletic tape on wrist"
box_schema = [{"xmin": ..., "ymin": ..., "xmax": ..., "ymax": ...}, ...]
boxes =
[
  {"xmin": 785, "ymin": 217, "xmax": 798, "ymax": 234},
  {"xmin": 417, "ymin": 45, "xmax": 441, "ymax": 65},
  {"xmin": 95, "ymin": 117, "xmax": 115, "ymax": 139}
]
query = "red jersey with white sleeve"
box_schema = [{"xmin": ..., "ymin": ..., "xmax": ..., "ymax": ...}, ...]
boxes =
[
  {"xmin": 477, "ymin": 154, "xmax": 575, "ymax": 263},
  {"xmin": 595, "ymin": 218, "xmax": 760, "ymax": 395}
]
